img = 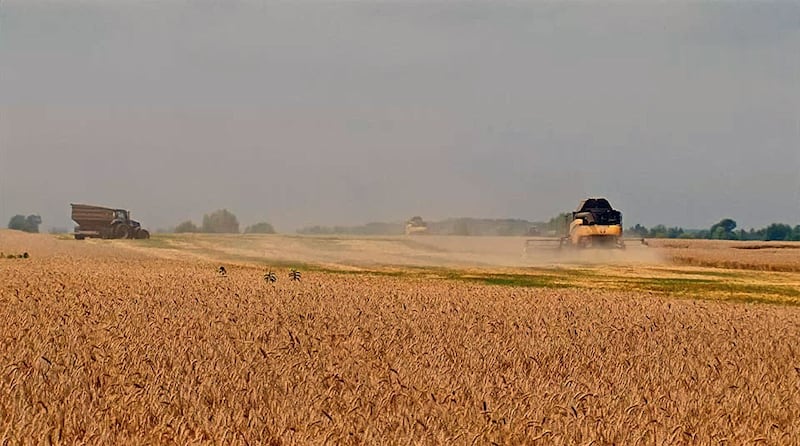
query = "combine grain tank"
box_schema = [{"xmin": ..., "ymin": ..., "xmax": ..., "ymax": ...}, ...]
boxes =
[{"xmin": 71, "ymin": 204, "xmax": 150, "ymax": 240}]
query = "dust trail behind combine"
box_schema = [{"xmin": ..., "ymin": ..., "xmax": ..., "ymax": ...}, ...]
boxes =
[{"xmin": 124, "ymin": 234, "xmax": 664, "ymax": 271}]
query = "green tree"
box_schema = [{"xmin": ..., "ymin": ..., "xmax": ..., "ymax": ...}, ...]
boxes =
[
  {"xmin": 719, "ymin": 219, "xmax": 737, "ymax": 233},
  {"xmin": 627, "ymin": 224, "xmax": 648, "ymax": 237},
  {"xmin": 8, "ymin": 215, "xmax": 26, "ymax": 231},
  {"xmin": 202, "ymin": 209, "xmax": 240, "ymax": 233},
  {"xmin": 745, "ymin": 227, "xmax": 765, "ymax": 241},
  {"xmin": 244, "ymin": 222, "xmax": 276, "ymax": 234},
  {"xmin": 711, "ymin": 226, "xmax": 727, "ymax": 240},
  {"xmin": 709, "ymin": 218, "xmax": 737, "ymax": 239},
  {"xmin": 764, "ymin": 223, "xmax": 792, "ymax": 241},
  {"xmin": 666, "ymin": 227, "xmax": 684, "ymax": 239},
  {"xmin": 545, "ymin": 212, "xmax": 571, "ymax": 235},
  {"xmin": 8, "ymin": 214, "xmax": 41, "ymax": 233},
  {"xmin": 174, "ymin": 220, "xmax": 199, "ymax": 233},
  {"xmin": 649, "ymin": 224, "xmax": 667, "ymax": 238}
]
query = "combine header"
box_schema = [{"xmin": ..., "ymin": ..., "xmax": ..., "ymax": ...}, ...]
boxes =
[{"xmin": 525, "ymin": 198, "xmax": 646, "ymax": 254}]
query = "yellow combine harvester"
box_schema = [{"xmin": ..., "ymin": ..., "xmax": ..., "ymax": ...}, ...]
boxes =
[
  {"xmin": 405, "ymin": 216, "xmax": 428, "ymax": 235},
  {"xmin": 525, "ymin": 198, "xmax": 646, "ymax": 253}
]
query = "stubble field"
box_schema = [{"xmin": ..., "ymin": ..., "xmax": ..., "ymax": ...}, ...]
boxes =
[{"xmin": 1, "ymin": 230, "xmax": 799, "ymax": 444}]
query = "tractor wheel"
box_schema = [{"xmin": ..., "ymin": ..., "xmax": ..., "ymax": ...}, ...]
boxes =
[
  {"xmin": 74, "ymin": 234, "xmax": 85, "ymax": 240},
  {"xmin": 136, "ymin": 229, "xmax": 150, "ymax": 239},
  {"xmin": 114, "ymin": 224, "xmax": 131, "ymax": 239}
]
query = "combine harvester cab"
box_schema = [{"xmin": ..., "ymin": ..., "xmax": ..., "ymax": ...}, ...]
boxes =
[
  {"xmin": 524, "ymin": 197, "xmax": 646, "ymax": 255},
  {"xmin": 71, "ymin": 203, "xmax": 150, "ymax": 240}
]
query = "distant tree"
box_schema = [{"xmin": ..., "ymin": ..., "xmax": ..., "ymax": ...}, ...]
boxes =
[
  {"xmin": 544, "ymin": 212, "xmax": 571, "ymax": 235},
  {"xmin": 710, "ymin": 218, "xmax": 736, "ymax": 234},
  {"xmin": 764, "ymin": 223, "xmax": 793, "ymax": 241},
  {"xmin": 648, "ymin": 224, "xmax": 668, "ymax": 238},
  {"xmin": 202, "ymin": 209, "xmax": 239, "ymax": 233},
  {"xmin": 647, "ymin": 225, "xmax": 667, "ymax": 238},
  {"xmin": 8, "ymin": 215, "xmax": 26, "ymax": 231},
  {"xmin": 496, "ymin": 224, "xmax": 515, "ymax": 236},
  {"xmin": 451, "ymin": 219, "xmax": 470, "ymax": 236},
  {"xmin": 792, "ymin": 225, "xmax": 800, "ymax": 241},
  {"xmin": 666, "ymin": 227, "xmax": 684, "ymax": 239},
  {"xmin": 26, "ymin": 215, "xmax": 42, "ymax": 233},
  {"xmin": 8, "ymin": 214, "xmax": 41, "ymax": 233},
  {"xmin": 174, "ymin": 220, "xmax": 199, "ymax": 233},
  {"xmin": 738, "ymin": 227, "xmax": 764, "ymax": 241},
  {"xmin": 297, "ymin": 225, "xmax": 331, "ymax": 235},
  {"xmin": 709, "ymin": 218, "xmax": 737, "ymax": 240},
  {"xmin": 361, "ymin": 222, "xmax": 401, "ymax": 235},
  {"xmin": 737, "ymin": 228, "xmax": 763, "ymax": 241},
  {"xmin": 450, "ymin": 218, "xmax": 470, "ymax": 235},
  {"xmin": 711, "ymin": 226, "xmax": 728, "ymax": 240},
  {"xmin": 719, "ymin": 218, "xmax": 737, "ymax": 233},
  {"xmin": 628, "ymin": 224, "xmax": 648, "ymax": 237},
  {"xmin": 244, "ymin": 222, "xmax": 276, "ymax": 234}
]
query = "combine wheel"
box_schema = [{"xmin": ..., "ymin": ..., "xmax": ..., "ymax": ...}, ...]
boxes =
[
  {"xmin": 74, "ymin": 234, "xmax": 85, "ymax": 240},
  {"xmin": 114, "ymin": 224, "xmax": 131, "ymax": 239}
]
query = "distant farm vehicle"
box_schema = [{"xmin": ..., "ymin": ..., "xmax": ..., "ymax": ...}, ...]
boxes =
[
  {"xmin": 525, "ymin": 198, "xmax": 646, "ymax": 253},
  {"xmin": 405, "ymin": 216, "xmax": 429, "ymax": 235},
  {"xmin": 71, "ymin": 204, "xmax": 150, "ymax": 240}
]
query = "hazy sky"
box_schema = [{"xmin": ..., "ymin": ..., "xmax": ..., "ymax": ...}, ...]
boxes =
[{"xmin": 1, "ymin": 1, "xmax": 798, "ymax": 232}]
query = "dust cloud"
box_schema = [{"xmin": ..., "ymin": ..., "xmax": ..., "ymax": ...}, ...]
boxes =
[{"xmin": 136, "ymin": 234, "xmax": 666, "ymax": 271}]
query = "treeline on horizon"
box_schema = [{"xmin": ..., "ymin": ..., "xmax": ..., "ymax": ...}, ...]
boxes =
[
  {"xmin": 172, "ymin": 209, "xmax": 275, "ymax": 234},
  {"xmin": 627, "ymin": 218, "xmax": 800, "ymax": 241},
  {"xmin": 297, "ymin": 218, "xmax": 535, "ymax": 237},
  {"xmin": 6, "ymin": 209, "xmax": 800, "ymax": 242},
  {"xmin": 297, "ymin": 215, "xmax": 800, "ymax": 242}
]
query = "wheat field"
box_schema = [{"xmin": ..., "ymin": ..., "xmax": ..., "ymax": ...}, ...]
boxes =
[
  {"xmin": 1, "ymin": 231, "xmax": 799, "ymax": 444},
  {"xmin": 649, "ymin": 239, "xmax": 800, "ymax": 273}
]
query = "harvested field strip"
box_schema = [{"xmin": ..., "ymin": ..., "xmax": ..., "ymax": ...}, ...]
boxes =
[
  {"xmin": 40, "ymin": 233, "xmax": 800, "ymax": 306},
  {"xmin": 307, "ymin": 267, "xmax": 800, "ymax": 306},
  {"xmin": 454, "ymin": 273, "xmax": 571, "ymax": 289},
  {"xmin": 647, "ymin": 268, "xmax": 743, "ymax": 278}
]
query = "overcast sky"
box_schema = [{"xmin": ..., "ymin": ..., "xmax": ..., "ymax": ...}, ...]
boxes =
[{"xmin": 1, "ymin": 0, "xmax": 798, "ymax": 232}]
